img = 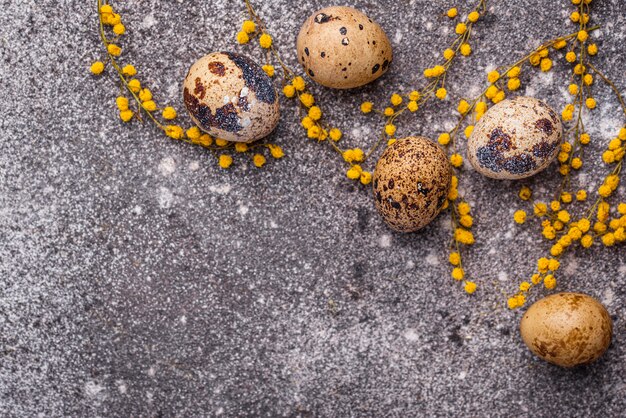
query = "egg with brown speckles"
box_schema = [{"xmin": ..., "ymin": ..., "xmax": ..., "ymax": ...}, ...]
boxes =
[
  {"xmin": 373, "ymin": 137, "xmax": 451, "ymax": 232},
  {"xmin": 183, "ymin": 52, "xmax": 280, "ymax": 143},
  {"xmin": 520, "ymin": 292, "xmax": 613, "ymax": 368},
  {"xmin": 296, "ymin": 6, "xmax": 393, "ymax": 89},
  {"xmin": 467, "ymin": 96, "xmax": 562, "ymax": 179}
]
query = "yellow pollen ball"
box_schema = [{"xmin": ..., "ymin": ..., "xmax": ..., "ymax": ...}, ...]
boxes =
[
  {"xmin": 122, "ymin": 64, "xmax": 137, "ymax": 77},
  {"xmin": 218, "ymin": 154, "xmax": 233, "ymax": 169},
  {"xmin": 282, "ymin": 85, "xmax": 295, "ymax": 98},
  {"xmin": 262, "ymin": 65, "xmax": 275, "ymax": 77},
  {"xmin": 464, "ymin": 281, "xmax": 477, "ymax": 294},
  {"xmin": 162, "ymin": 107, "xmax": 177, "ymax": 120},
  {"xmin": 259, "ymin": 33, "xmax": 273, "ymax": 49},
  {"xmin": 438, "ymin": 133, "xmax": 451, "ymax": 145},
  {"xmin": 253, "ymin": 154, "xmax": 266, "ymax": 168},
  {"xmin": 242, "ymin": 20, "xmax": 256, "ymax": 34},
  {"xmin": 90, "ymin": 61, "xmax": 105, "ymax": 75}
]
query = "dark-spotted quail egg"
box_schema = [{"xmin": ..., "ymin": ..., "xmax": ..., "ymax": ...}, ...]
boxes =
[
  {"xmin": 296, "ymin": 6, "xmax": 392, "ymax": 89},
  {"xmin": 183, "ymin": 52, "xmax": 279, "ymax": 143}
]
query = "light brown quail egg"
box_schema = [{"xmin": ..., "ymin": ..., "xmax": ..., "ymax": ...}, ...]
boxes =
[
  {"xmin": 296, "ymin": 6, "xmax": 393, "ymax": 89},
  {"xmin": 373, "ymin": 137, "xmax": 451, "ymax": 232},
  {"xmin": 520, "ymin": 292, "xmax": 613, "ymax": 368},
  {"xmin": 182, "ymin": 52, "xmax": 279, "ymax": 143},
  {"xmin": 467, "ymin": 96, "xmax": 562, "ymax": 179}
]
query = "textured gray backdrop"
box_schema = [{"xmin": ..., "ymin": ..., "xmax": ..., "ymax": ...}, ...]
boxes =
[{"xmin": 1, "ymin": 0, "xmax": 626, "ymax": 416}]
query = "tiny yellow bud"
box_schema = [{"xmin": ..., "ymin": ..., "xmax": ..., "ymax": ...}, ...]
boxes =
[
  {"xmin": 119, "ymin": 109, "xmax": 133, "ymax": 122},
  {"xmin": 487, "ymin": 71, "xmax": 500, "ymax": 83},
  {"xmin": 259, "ymin": 33, "xmax": 272, "ymax": 49},
  {"xmin": 390, "ymin": 93, "xmax": 403, "ymax": 106},
  {"xmin": 218, "ymin": 154, "xmax": 233, "ymax": 169},
  {"xmin": 107, "ymin": 43, "xmax": 121, "ymax": 57},
  {"xmin": 292, "ymin": 76, "xmax": 306, "ymax": 91},
  {"xmin": 282, "ymin": 85, "xmax": 295, "ymax": 98},
  {"xmin": 90, "ymin": 61, "xmax": 105, "ymax": 75},
  {"xmin": 242, "ymin": 20, "xmax": 256, "ymax": 34},
  {"xmin": 262, "ymin": 65, "xmax": 275, "ymax": 77},
  {"xmin": 162, "ymin": 106, "xmax": 177, "ymax": 120},
  {"xmin": 438, "ymin": 133, "xmax": 451, "ymax": 146},
  {"xmin": 360, "ymin": 102, "xmax": 373, "ymax": 113},
  {"xmin": 122, "ymin": 64, "xmax": 137, "ymax": 77},
  {"xmin": 252, "ymin": 154, "xmax": 266, "ymax": 168},
  {"xmin": 113, "ymin": 23, "xmax": 126, "ymax": 35},
  {"xmin": 464, "ymin": 281, "xmax": 477, "ymax": 294}
]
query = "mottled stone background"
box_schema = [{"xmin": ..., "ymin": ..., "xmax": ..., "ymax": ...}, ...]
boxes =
[{"xmin": 1, "ymin": 0, "xmax": 626, "ymax": 416}]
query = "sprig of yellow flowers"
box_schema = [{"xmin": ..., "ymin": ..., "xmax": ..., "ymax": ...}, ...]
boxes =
[
  {"xmin": 432, "ymin": 0, "xmax": 624, "ymax": 304},
  {"xmin": 239, "ymin": 0, "xmax": 487, "ymax": 295},
  {"xmin": 90, "ymin": 0, "xmax": 286, "ymax": 169},
  {"xmin": 505, "ymin": 0, "xmax": 626, "ymax": 309},
  {"xmin": 434, "ymin": 20, "xmax": 593, "ymax": 297}
]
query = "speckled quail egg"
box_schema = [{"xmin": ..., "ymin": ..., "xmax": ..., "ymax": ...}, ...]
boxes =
[
  {"xmin": 520, "ymin": 292, "xmax": 613, "ymax": 368},
  {"xmin": 467, "ymin": 96, "xmax": 562, "ymax": 179},
  {"xmin": 296, "ymin": 6, "xmax": 393, "ymax": 89},
  {"xmin": 373, "ymin": 137, "xmax": 451, "ymax": 232},
  {"xmin": 183, "ymin": 52, "xmax": 279, "ymax": 143}
]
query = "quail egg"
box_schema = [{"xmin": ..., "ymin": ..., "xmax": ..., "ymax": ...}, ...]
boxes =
[
  {"xmin": 520, "ymin": 292, "xmax": 613, "ymax": 368},
  {"xmin": 373, "ymin": 137, "xmax": 451, "ymax": 232},
  {"xmin": 467, "ymin": 96, "xmax": 562, "ymax": 179},
  {"xmin": 183, "ymin": 51, "xmax": 279, "ymax": 143},
  {"xmin": 296, "ymin": 6, "xmax": 393, "ymax": 89}
]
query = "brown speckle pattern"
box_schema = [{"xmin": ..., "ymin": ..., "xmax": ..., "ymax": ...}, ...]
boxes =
[
  {"xmin": 467, "ymin": 96, "xmax": 562, "ymax": 179},
  {"xmin": 182, "ymin": 52, "xmax": 280, "ymax": 143},
  {"xmin": 296, "ymin": 6, "xmax": 393, "ymax": 89},
  {"xmin": 373, "ymin": 137, "xmax": 451, "ymax": 232},
  {"xmin": 520, "ymin": 292, "xmax": 612, "ymax": 368}
]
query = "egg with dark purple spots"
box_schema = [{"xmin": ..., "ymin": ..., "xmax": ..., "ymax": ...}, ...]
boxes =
[
  {"xmin": 373, "ymin": 137, "xmax": 451, "ymax": 232},
  {"xmin": 296, "ymin": 6, "xmax": 392, "ymax": 89},
  {"xmin": 467, "ymin": 96, "xmax": 562, "ymax": 179},
  {"xmin": 183, "ymin": 52, "xmax": 279, "ymax": 143}
]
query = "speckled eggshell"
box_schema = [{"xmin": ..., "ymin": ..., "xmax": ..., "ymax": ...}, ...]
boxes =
[
  {"xmin": 183, "ymin": 52, "xmax": 279, "ymax": 143},
  {"xmin": 520, "ymin": 292, "xmax": 613, "ymax": 368},
  {"xmin": 467, "ymin": 96, "xmax": 562, "ymax": 179},
  {"xmin": 373, "ymin": 137, "xmax": 451, "ymax": 232},
  {"xmin": 296, "ymin": 6, "xmax": 392, "ymax": 89}
]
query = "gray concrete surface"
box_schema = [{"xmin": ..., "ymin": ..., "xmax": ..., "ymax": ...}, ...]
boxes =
[{"xmin": 1, "ymin": 0, "xmax": 626, "ymax": 416}]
